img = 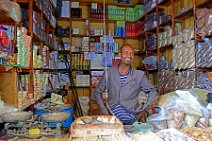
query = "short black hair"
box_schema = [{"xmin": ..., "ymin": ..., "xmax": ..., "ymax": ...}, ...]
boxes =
[{"xmin": 119, "ymin": 43, "xmax": 134, "ymax": 53}]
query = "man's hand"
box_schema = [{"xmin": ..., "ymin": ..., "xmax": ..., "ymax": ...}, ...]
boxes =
[{"xmin": 136, "ymin": 111, "xmax": 146, "ymax": 122}]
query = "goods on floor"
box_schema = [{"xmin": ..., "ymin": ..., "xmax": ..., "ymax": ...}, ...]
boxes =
[{"xmin": 70, "ymin": 115, "xmax": 124, "ymax": 137}]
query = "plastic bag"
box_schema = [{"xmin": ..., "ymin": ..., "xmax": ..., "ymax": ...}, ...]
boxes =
[
  {"xmin": 147, "ymin": 107, "xmax": 169, "ymax": 130},
  {"xmin": 165, "ymin": 95, "xmax": 202, "ymax": 116}
]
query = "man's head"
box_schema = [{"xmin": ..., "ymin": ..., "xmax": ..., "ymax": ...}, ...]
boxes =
[{"xmin": 119, "ymin": 44, "xmax": 134, "ymax": 65}]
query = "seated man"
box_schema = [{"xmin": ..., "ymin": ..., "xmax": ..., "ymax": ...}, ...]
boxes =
[{"xmin": 92, "ymin": 44, "xmax": 158, "ymax": 125}]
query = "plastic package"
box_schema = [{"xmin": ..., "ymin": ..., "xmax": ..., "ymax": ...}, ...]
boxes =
[
  {"xmin": 147, "ymin": 107, "xmax": 169, "ymax": 130},
  {"xmin": 167, "ymin": 109, "xmax": 185, "ymax": 129}
]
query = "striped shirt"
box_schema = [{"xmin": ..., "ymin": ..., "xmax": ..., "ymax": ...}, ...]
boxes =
[
  {"xmin": 111, "ymin": 102, "xmax": 137, "ymax": 125},
  {"xmin": 110, "ymin": 72, "xmax": 137, "ymax": 125},
  {"xmin": 119, "ymin": 72, "xmax": 129, "ymax": 86}
]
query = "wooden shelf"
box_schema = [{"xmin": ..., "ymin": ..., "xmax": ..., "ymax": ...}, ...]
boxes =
[
  {"xmin": 17, "ymin": 67, "xmax": 31, "ymax": 73},
  {"xmin": 89, "ymin": 18, "xmax": 106, "ymax": 23},
  {"xmin": 33, "ymin": 68, "xmax": 44, "ymax": 70},
  {"xmin": 113, "ymin": 36, "xmax": 125, "ymax": 39},
  {"xmin": 57, "ymin": 17, "xmax": 70, "ymax": 21},
  {"xmin": 61, "ymin": 34, "xmax": 70, "ymax": 38},
  {"xmin": 90, "ymin": 35, "xmax": 103, "ymax": 38},
  {"xmin": 71, "ymin": 17, "xmax": 87, "ymax": 22},
  {"xmin": 145, "ymin": 26, "xmax": 157, "ymax": 33},
  {"xmin": 174, "ymin": 7, "xmax": 193, "ymax": 20},
  {"xmin": 107, "ymin": 20, "xmax": 118, "ymax": 23},
  {"xmin": 134, "ymin": 51, "xmax": 146, "ymax": 55},
  {"xmin": 158, "ymin": 0, "xmax": 171, "ymax": 6},
  {"xmin": 49, "ymin": 69, "xmax": 71, "ymax": 72},
  {"xmin": 159, "ymin": 45, "xmax": 174, "ymax": 51},
  {"xmin": 33, "ymin": 33, "xmax": 42, "ymax": 43},
  {"xmin": 146, "ymin": 48, "xmax": 158, "ymax": 54},
  {"xmin": 71, "ymin": 34, "xmax": 88, "ymax": 38},
  {"xmin": 72, "ymin": 69, "xmax": 90, "ymax": 71},
  {"xmin": 145, "ymin": 6, "xmax": 156, "ymax": 15},
  {"xmin": 198, "ymin": 67, "xmax": 212, "ymax": 71},
  {"xmin": 58, "ymin": 50, "xmax": 70, "ymax": 54},
  {"xmin": 91, "ymin": 68, "xmax": 106, "ymax": 71},
  {"xmin": 139, "ymin": 15, "xmax": 145, "ymax": 21},
  {"xmin": 159, "ymin": 19, "xmax": 172, "ymax": 27},
  {"xmin": 196, "ymin": 0, "xmax": 212, "ymax": 8}
]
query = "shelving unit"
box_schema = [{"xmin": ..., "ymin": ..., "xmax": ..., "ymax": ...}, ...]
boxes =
[
  {"xmin": 56, "ymin": 0, "xmax": 145, "ymax": 115},
  {"xmin": 155, "ymin": 0, "xmax": 212, "ymax": 94},
  {"xmin": 0, "ymin": 0, "xmax": 57, "ymax": 110}
]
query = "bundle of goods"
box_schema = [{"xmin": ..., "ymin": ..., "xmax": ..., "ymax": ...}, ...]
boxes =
[
  {"xmin": 144, "ymin": 12, "xmax": 157, "ymax": 31},
  {"xmin": 158, "ymin": 70, "xmax": 175, "ymax": 93},
  {"xmin": 172, "ymin": 39, "xmax": 195, "ymax": 69},
  {"xmin": 146, "ymin": 34, "xmax": 157, "ymax": 50},
  {"xmin": 0, "ymin": 0, "xmax": 21, "ymax": 23},
  {"xmin": 197, "ymin": 72, "xmax": 212, "ymax": 90},
  {"xmin": 175, "ymin": 69, "xmax": 196, "ymax": 90},
  {"xmin": 197, "ymin": 38, "xmax": 212, "ymax": 68},
  {"xmin": 142, "ymin": 56, "xmax": 158, "ymax": 70},
  {"xmin": 148, "ymin": 89, "xmax": 211, "ymax": 131},
  {"xmin": 195, "ymin": 8, "xmax": 212, "ymax": 37},
  {"xmin": 158, "ymin": 26, "xmax": 172, "ymax": 48}
]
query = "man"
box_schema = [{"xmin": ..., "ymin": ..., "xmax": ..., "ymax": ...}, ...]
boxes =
[{"xmin": 93, "ymin": 44, "xmax": 158, "ymax": 125}]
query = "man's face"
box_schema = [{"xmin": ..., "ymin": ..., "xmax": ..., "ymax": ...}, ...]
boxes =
[{"xmin": 119, "ymin": 45, "xmax": 134, "ymax": 65}]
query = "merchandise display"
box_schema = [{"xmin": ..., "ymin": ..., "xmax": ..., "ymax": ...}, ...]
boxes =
[{"xmin": 0, "ymin": 0, "xmax": 212, "ymax": 140}]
